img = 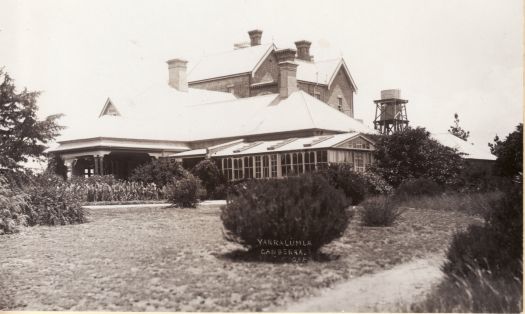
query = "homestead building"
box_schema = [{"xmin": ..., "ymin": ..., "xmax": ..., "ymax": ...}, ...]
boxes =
[
  {"xmin": 50, "ymin": 30, "xmax": 374, "ymax": 180},
  {"xmin": 48, "ymin": 30, "xmax": 494, "ymax": 180}
]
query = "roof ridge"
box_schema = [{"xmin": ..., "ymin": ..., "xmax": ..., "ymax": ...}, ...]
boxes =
[{"xmin": 298, "ymin": 90, "xmax": 318, "ymax": 129}]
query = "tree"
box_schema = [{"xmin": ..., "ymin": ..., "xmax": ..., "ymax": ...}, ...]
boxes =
[
  {"xmin": 370, "ymin": 127, "xmax": 464, "ymax": 187},
  {"xmin": 191, "ymin": 159, "xmax": 225, "ymax": 199},
  {"xmin": 0, "ymin": 69, "xmax": 62, "ymax": 170},
  {"xmin": 448, "ymin": 113, "xmax": 470, "ymax": 141},
  {"xmin": 489, "ymin": 123, "xmax": 523, "ymax": 179}
]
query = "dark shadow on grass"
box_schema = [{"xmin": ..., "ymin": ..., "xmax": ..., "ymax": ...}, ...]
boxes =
[{"xmin": 215, "ymin": 248, "xmax": 341, "ymax": 264}]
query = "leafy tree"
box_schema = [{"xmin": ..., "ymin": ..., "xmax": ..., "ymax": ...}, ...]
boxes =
[
  {"xmin": 370, "ymin": 127, "xmax": 463, "ymax": 187},
  {"xmin": 191, "ymin": 159, "xmax": 225, "ymax": 198},
  {"xmin": 0, "ymin": 69, "xmax": 62, "ymax": 170},
  {"xmin": 448, "ymin": 113, "xmax": 470, "ymax": 141},
  {"xmin": 489, "ymin": 123, "xmax": 523, "ymax": 179}
]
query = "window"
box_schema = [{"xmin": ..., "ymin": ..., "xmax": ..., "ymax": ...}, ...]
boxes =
[
  {"xmin": 84, "ymin": 168, "xmax": 94, "ymax": 178},
  {"xmin": 255, "ymin": 156, "xmax": 262, "ymax": 178},
  {"xmin": 222, "ymin": 158, "xmax": 233, "ymax": 180},
  {"xmin": 354, "ymin": 152, "xmax": 365, "ymax": 172},
  {"xmin": 314, "ymin": 93, "xmax": 321, "ymax": 100},
  {"xmin": 316, "ymin": 150, "xmax": 328, "ymax": 169},
  {"xmin": 304, "ymin": 151, "xmax": 316, "ymax": 172},
  {"xmin": 337, "ymin": 96, "xmax": 343, "ymax": 112},
  {"xmin": 233, "ymin": 158, "xmax": 243, "ymax": 180},
  {"xmin": 270, "ymin": 154, "xmax": 278, "ymax": 177},
  {"xmin": 292, "ymin": 152, "xmax": 304, "ymax": 174},
  {"xmin": 227, "ymin": 85, "xmax": 235, "ymax": 94},
  {"xmin": 244, "ymin": 156, "xmax": 253, "ymax": 179},
  {"xmin": 281, "ymin": 153, "xmax": 293, "ymax": 176},
  {"xmin": 262, "ymin": 155, "xmax": 270, "ymax": 178}
]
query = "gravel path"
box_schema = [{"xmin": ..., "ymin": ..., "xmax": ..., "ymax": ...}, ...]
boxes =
[{"xmin": 283, "ymin": 254, "xmax": 444, "ymax": 312}]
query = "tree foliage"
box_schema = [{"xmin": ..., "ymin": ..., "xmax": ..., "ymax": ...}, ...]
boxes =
[
  {"xmin": 489, "ymin": 123, "xmax": 523, "ymax": 179},
  {"xmin": 370, "ymin": 127, "xmax": 463, "ymax": 187},
  {"xmin": 129, "ymin": 157, "xmax": 185, "ymax": 186},
  {"xmin": 448, "ymin": 113, "xmax": 470, "ymax": 141},
  {"xmin": 0, "ymin": 69, "xmax": 63, "ymax": 170}
]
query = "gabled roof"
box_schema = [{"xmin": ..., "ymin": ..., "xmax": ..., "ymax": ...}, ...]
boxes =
[
  {"xmin": 187, "ymin": 44, "xmax": 357, "ymax": 91},
  {"xmin": 188, "ymin": 44, "xmax": 275, "ymax": 82},
  {"xmin": 295, "ymin": 58, "xmax": 357, "ymax": 91},
  {"xmin": 432, "ymin": 133, "xmax": 496, "ymax": 161}
]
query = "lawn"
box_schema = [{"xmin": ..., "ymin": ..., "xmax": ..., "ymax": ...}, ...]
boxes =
[{"xmin": 0, "ymin": 203, "xmax": 479, "ymax": 311}]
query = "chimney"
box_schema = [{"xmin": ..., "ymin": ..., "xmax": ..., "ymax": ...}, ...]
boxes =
[
  {"xmin": 295, "ymin": 40, "xmax": 312, "ymax": 61},
  {"xmin": 276, "ymin": 49, "xmax": 298, "ymax": 98},
  {"xmin": 166, "ymin": 58, "xmax": 188, "ymax": 92},
  {"xmin": 248, "ymin": 29, "xmax": 263, "ymax": 46}
]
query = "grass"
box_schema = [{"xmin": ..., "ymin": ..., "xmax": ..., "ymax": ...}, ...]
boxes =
[
  {"xmin": 0, "ymin": 204, "xmax": 478, "ymax": 311},
  {"xmin": 395, "ymin": 190, "xmax": 504, "ymax": 216}
]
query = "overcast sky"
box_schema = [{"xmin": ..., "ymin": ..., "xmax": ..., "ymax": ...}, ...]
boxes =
[{"xmin": 0, "ymin": 0, "xmax": 522, "ymax": 147}]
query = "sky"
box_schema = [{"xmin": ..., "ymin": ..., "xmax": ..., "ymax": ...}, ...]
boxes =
[{"xmin": 0, "ymin": 0, "xmax": 523, "ymax": 148}]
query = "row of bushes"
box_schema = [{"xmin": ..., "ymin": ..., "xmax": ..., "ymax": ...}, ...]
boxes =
[{"xmin": 0, "ymin": 173, "xmax": 87, "ymax": 235}]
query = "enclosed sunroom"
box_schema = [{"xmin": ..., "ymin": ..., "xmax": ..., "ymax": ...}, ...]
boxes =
[{"xmin": 172, "ymin": 132, "xmax": 375, "ymax": 181}]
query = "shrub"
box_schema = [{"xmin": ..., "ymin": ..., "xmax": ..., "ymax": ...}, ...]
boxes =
[
  {"xmin": 0, "ymin": 176, "xmax": 30, "ymax": 234},
  {"xmin": 221, "ymin": 173, "xmax": 350, "ymax": 254},
  {"xmin": 413, "ymin": 264, "xmax": 522, "ymax": 313},
  {"xmin": 318, "ymin": 164, "xmax": 366, "ymax": 205},
  {"xmin": 130, "ymin": 158, "xmax": 185, "ymax": 186},
  {"xmin": 444, "ymin": 185, "xmax": 522, "ymax": 279},
  {"xmin": 489, "ymin": 123, "xmax": 523, "ymax": 179},
  {"xmin": 192, "ymin": 159, "xmax": 226, "ymax": 199},
  {"xmin": 360, "ymin": 195, "xmax": 401, "ymax": 227},
  {"xmin": 166, "ymin": 171, "xmax": 202, "ymax": 208},
  {"xmin": 319, "ymin": 164, "xmax": 391, "ymax": 205},
  {"xmin": 67, "ymin": 175, "xmax": 165, "ymax": 203},
  {"xmin": 25, "ymin": 173, "xmax": 86, "ymax": 226},
  {"xmin": 370, "ymin": 127, "xmax": 464, "ymax": 187},
  {"xmin": 394, "ymin": 178, "xmax": 443, "ymax": 202}
]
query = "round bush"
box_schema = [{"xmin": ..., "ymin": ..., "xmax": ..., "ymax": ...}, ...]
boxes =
[
  {"xmin": 360, "ymin": 195, "xmax": 401, "ymax": 227},
  {"xmin": 166, "ymin": 171, "xmax": 202, "ymax": 208},
  {"xmin": 130, "ymin": 158, "xmax": 185, "ymax": 186},
  {"xmin": 221, "ymin": 173, "xmax": 351, "ymax": 254}
]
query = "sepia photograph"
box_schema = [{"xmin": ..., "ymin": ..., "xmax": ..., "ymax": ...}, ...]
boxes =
[{"xmin": 0, "ymin": 0, "xmax": 523, "ymax": 312}]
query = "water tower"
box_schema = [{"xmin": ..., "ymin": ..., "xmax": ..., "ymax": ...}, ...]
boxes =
[{"xmin": 373, "ymin": 89, "xmax": 409, "ymax": 135}]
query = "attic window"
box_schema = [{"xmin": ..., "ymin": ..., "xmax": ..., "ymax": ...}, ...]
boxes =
[
  {"xmin": 100, "ymin": 100, "xmax": 121, "ymax": 117},
  {"xmin": 337, "ymin": 96, "xmax": 343, "ymax": 112}
]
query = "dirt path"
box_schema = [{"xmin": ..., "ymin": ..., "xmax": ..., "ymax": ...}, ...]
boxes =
[{"xmin": 283, "ymin": 254, "xmax": 444, "ymax": 312}]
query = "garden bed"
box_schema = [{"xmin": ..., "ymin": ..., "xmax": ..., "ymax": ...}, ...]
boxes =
[{"xmin": 0, "ymin": 204, "xmax": 479, "ymax": 311}]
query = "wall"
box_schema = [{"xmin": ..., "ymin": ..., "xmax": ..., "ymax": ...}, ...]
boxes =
[
  {"xmin": 189, "ymin": 74, "xmax": 251, "ymax": 98},
  {"xmin": 327, "ymin": 67, "xmax": 355, "ymax": 117}
]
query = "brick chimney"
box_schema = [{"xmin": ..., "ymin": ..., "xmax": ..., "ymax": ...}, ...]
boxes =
[
  {"xmin": 276, "ymin": 49, "xmax": 298, "ymax": 98},
  {"xmin": 166, "ymin": 58, "xmax": 188, "ymax": 92},
  {"xmin": 248, "ymin": 29, "xmax": 263, "ymax": 46},
  {"xmin": 295, "ymin": 40, "xmax": 312, "ymax": 61}
]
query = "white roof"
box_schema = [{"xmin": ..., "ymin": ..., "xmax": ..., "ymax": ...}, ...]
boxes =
[
  {"xmin": 171, "ymin": 90, "xmax": 375, "ymax": 141},
  {"xmin": 171, "ymin": 148, "xmax": 207, "ymax": 157},
  {"xmin": 210, "ymin": 132, "xmax": 364, "ymax": 157},
  {"xmin": 56, "ymin": 89, "xmax": 376, "ymax": 147},
  {"xmin": 188, "ymin": 44, "xmax": 275, "ymax": 82},
  {"xmin": 57, "ymin": 85, "xmax": 235, "ymax": 142},
  {"xmin": 432, "ymin": 133, "xmax": 496, "ymax": 160}
]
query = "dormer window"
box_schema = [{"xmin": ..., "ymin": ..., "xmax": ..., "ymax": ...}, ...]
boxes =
[{"xmin": 337, "ymin": 96, "xmax": 343, "ymax": 112}]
